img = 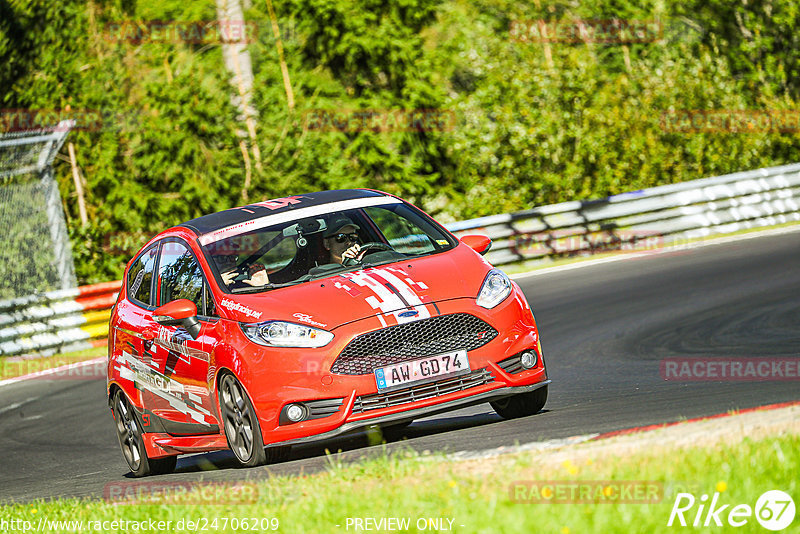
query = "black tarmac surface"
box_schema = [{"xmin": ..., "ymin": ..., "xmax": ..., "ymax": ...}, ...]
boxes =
[{"xmin": 1, "ymin": 230, "xmax": 798, "ymax": 503}]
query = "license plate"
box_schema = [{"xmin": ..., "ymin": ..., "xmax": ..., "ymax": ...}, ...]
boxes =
[{"xmin": 374, "ymin": 350, "xmax": 470, "ymax": 390}]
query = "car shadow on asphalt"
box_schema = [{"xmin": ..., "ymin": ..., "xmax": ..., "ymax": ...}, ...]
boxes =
[{"xmin": 170, "ymin": 409, "xmax": 515, "ymax": 474}]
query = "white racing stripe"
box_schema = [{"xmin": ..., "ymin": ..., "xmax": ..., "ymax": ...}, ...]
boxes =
[
  {"xmin": 366, "ymin": 268, "xmax": 431, "ymax": 324},
  {"xmin": 348, "ymin": 271, "xmax": 407, "ymax": 316},
  {"xmin": 345, "ymin": 268, "xmax": 431, "ymax": 325}
]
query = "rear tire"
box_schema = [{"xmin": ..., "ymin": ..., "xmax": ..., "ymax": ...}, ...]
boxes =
[
  {"xmin": 491, "ymin": 385, "xmax": 548, "ymax": 419},
  {"xmin": 112, "ymin": 390, "xmax": 177, "ymax": 477},
  {"xmin": 219, "ymin": 374, "xmax": 266, "ymax": 467}
]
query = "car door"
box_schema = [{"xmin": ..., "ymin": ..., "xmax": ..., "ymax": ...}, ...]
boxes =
[
  {"xmin": 111, "ymin": 243, "xmax": 159, "ymax": 410},
  {"xmin": 142, "ymin": 238, "xmax": 220, "ymax": 435}
]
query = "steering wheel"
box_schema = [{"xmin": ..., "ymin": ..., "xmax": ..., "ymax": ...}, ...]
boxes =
[
  {"xmin": 232, "ymin": 263, "xmax": 251, "ymax": 280},
  {"xmin": 231, "ymin": 262, "xmax": 267, "ymax": 282},
  {"xmin": 342, "ymin": 242, "xmax": 394, "ymax": 266}
]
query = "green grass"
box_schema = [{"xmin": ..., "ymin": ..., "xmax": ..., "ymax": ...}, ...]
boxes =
[
  {"xmin": 1, "ymin": 430, "xmax": 796, "ymax": 533},
  {"xmin": 0, "ymin": 345, "xmax": 106, "ymax": 381}
]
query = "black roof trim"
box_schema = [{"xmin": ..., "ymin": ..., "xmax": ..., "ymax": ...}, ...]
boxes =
[{"xmin": 179, "ymin": 189, "xmax": 386, "ymax": 236}]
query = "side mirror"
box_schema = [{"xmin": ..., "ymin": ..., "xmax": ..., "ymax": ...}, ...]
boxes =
[
  {"xmin": 153, "ymin": 299, "xmax": 201, "ymax": 340},
  {"xmin": 460, "ymin": 235, "xmax": 492, "ymax": 256}
]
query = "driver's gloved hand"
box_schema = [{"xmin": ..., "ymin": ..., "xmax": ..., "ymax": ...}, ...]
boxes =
[{"xmin": 341, "ymin": 243, "xmax": 363, "ymax": 263}]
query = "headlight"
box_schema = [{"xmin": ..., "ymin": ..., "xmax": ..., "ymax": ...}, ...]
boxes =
[
  {"xmin": 241, "ymin": 321, "xmax": 334, "ymax": 348},
  {"xmin": 476, "ymin": 269, "xmax": 512, "ymax": 309}
]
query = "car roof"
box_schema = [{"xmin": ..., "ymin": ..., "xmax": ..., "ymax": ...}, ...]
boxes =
[{"xmin": 178, "ymin": 189, "xmax": 388, "ymax": 236}]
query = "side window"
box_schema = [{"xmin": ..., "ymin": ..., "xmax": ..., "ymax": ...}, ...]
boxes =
[
  {"xmin": 157, "ymin": 241, "xmax": 204, "ymax": 313},
  {"xmin": 128, "ymin": 245, "xmax": 158, "ymax": 306}
]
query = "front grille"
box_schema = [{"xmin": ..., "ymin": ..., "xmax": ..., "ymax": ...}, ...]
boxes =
[
  {"xmin": 351, "ymin": 368, "xmax": 494, "ymax": 413},
  {"xmin": 307, "ymin": 398, "xmax": 345, "ymax": 419},
  {"xmin": 497, "ymin": 354, "xmax": 524, "ymax": 374},
  {"xmin": 331, "ymin": 313, "xmax": 498, "ymax": 375}
]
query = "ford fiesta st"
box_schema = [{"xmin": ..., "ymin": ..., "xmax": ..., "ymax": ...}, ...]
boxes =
[{"xmin": 108, "ymin": 189, "xmax": 549, "ymax": 476}]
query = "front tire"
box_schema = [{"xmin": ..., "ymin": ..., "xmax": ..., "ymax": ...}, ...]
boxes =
[
  {"xmin": 491, "ymin": 385, "xmax": 548, "ymax": 419},
  {"xmin": 112, "ymin": 390, "xmax": 177, "ymax": 477},
  {"xmin": 219, "ymin": 374, "xmax": 266, "ymax": 467}
]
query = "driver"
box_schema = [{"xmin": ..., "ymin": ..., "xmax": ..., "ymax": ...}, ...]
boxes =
[
  {"xmin": 215, "ymin": 254, "xmax": 270, "ymax": 287},
  {"xmin": 322, "ymin": 216, "xmax": 365, "ymax": 265}
]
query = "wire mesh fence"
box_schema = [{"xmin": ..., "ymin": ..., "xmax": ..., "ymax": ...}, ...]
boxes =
[{"xmin": 0, "ymin": 121, "xmax": 76, "ymax": 300}]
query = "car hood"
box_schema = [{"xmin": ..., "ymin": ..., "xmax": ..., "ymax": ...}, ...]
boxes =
[{"xmin": 217, "ymin": 244, "xmax": 493, "ymax": 329}]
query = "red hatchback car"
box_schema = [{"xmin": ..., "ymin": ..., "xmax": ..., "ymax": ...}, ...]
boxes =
[{"xmin": 108, "ymin": 189, "xmax": 549, "ymax": 476}]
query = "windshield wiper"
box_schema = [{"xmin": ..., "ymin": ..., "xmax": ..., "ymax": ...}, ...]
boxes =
[
  {"xmin": 230, "ymin": 281, "xmax": 304, "ymax": 294},
  {"xmin": 359, "ymin": 256, "xmax": 406, "ymax": 270}
]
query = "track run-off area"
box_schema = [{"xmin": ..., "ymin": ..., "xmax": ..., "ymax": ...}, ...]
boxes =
[{"xmin": 1, "ymin": 227, "xmax": 798, "ymax": 502}]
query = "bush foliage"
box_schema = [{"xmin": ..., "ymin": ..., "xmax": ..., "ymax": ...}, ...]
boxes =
[{"xmin": 1, "ymin": 0, "xmax": 799, "ymax": 282}]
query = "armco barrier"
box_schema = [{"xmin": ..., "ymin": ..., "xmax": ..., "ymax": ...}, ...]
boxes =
[
  {"xmin": 0, "ymin": 281, "xmax": 120, "ymax": 357},
  {"xmin": 445, "ymin": 162, "xmax": 800, "ymax": 265},
  {"xmin": 3, "ymin": 162, "xmax": 800, "ymax": 359}
]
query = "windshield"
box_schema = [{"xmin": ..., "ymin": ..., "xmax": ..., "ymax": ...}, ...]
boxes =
[{"xmin": 201, "ymin": 202, "xmax": 455, "ymax": 293}]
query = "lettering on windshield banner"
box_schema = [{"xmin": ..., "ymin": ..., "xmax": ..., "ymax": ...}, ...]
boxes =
[{"xmin": 198, "ymin": 197, "xmax": 402, "ymax": 246}]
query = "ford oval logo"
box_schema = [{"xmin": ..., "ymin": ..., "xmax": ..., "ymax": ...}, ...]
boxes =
[{"xmin": 398, "ymin": 310, "xmax": 419, "ymax": 318}]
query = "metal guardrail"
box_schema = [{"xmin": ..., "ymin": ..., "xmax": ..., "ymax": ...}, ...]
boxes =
[
  {"xmin": 0, "ymin": 281, "xmax": 120, "ymax": 357},
  {"xmin": 2, "ymin": 162, "xmax": 800, "ymax": 359},
  {"xmin": 445, "ymin": 162, "xmax": 800, "ymax": 266}
]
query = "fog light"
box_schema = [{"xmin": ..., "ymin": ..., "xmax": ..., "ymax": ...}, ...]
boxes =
[
  {"xmin": 520, "ymin": 351, "xmax": 537, "ymax": 369},
  {"xmin": 286, "ymin": 403, "xmax": 306, "ymax": 423}
]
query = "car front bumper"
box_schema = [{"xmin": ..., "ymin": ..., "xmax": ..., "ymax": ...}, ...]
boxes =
[
  {"xmin": 239, "ymin": 287, "xmax": 549, "ymax": 447},
  {"xmin": 269, "ymin": 379, "xmax": 551, "ymax": 447}
]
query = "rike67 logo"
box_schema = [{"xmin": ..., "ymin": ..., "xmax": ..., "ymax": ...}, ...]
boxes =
[{"xmin": 668, "ymin": 490, "xmax": 795, "ymax": 531}]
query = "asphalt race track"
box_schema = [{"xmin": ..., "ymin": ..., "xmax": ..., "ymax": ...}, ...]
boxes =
[{"xmin": 1, "ymin": 230, "xmax": 798, "ymax": 503}]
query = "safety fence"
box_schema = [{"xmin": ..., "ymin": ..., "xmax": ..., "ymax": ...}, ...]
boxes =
[
  {"xmin": 445, "ymin": 162, "xmax": 800, "ymax": 266},
  {"xmin": 0, "ymin": 120, "xmax": 77, "ymax": 300},
  {"xmin": 0, "ymin": 281, "xmax": 120, "ymax": 357},
  {"xmin": 3, "ymin": 162, "xmax": 800, "ymax": 359}
]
